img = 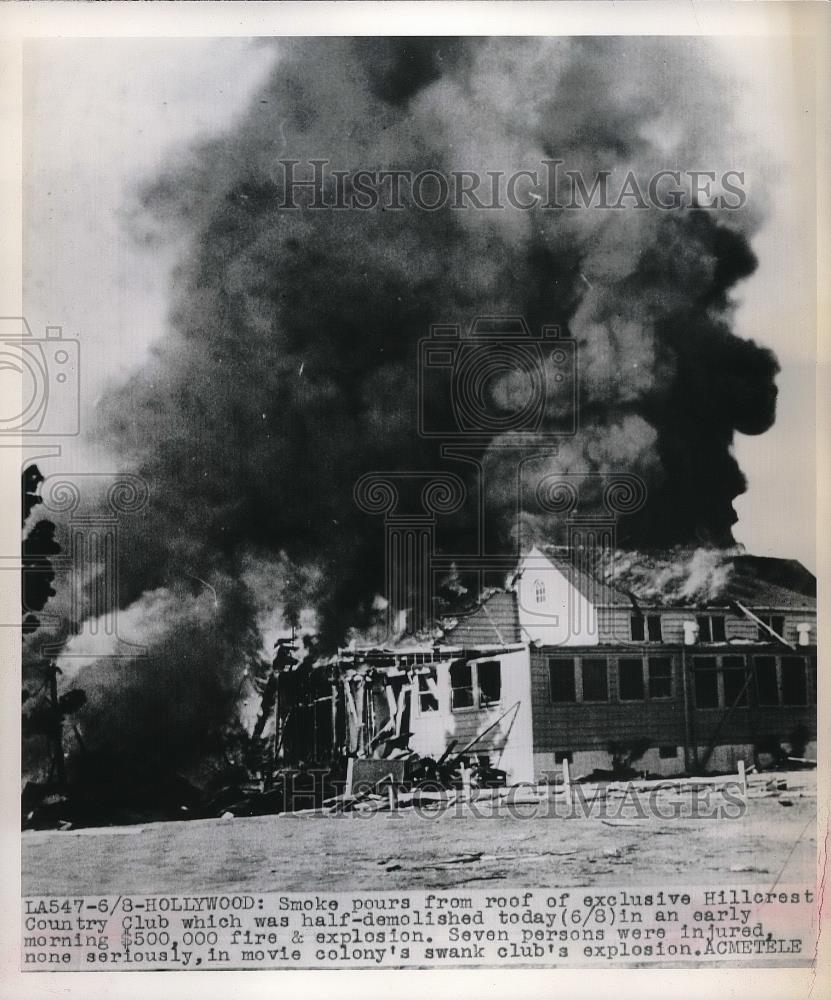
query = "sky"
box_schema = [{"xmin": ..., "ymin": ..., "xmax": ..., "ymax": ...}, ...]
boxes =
[{"xmin": 20, "ymin": 35, "xmax": 817, "ymax": 572}]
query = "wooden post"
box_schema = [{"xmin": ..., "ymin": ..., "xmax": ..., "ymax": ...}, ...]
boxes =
[
  {"xmin": 387, "ymin": 784, "xmax": 397, "ymax": 812},
  {"xmin": 562, "ymin": 758, "xmax": 571, "ymax": 797},
  {"xmin": 345, "ymin": 757, "xmax": 355, "ymax": 798},
  {"xmin": 737, "ymin": 759, "xmax": 747, "ymax": 797},
  {"xmin": 460, "ymin": 763, "xmax": 471, "ymax": 800},
  {"xmin": 48, "ymin": 661, "xmax": 66, "ymax": 787}
]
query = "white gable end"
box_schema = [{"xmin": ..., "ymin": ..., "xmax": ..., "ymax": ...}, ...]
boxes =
[{"xmin": 514, "ymin": 546, "xmax": 598, "ymax": 646}]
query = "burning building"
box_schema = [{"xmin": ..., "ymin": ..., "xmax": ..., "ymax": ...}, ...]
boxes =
[
  {"xmin": 265, "ymin": 545, "xmax": 816, "ymax": 783},
  {"xmin": 27, "ymin": 38, "xmax": 808, "ymax": 807}
]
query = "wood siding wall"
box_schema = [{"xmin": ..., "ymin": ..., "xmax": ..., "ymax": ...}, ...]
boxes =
[
  {"xmin": 530, "ymin": 645, "xmax": 817, "ymax": 753},
  {"xmin": 595, "ymin": 608, "xmax": 815, "ymax": 647}
]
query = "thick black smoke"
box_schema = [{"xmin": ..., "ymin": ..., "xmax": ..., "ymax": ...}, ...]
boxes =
[{"xmin": 94, "ymin": 36, "xmax": 777, "ymax": 657}]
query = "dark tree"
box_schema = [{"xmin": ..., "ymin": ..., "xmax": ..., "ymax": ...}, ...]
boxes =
[
  {"xmin": 21, "ymin": 465, "xmax": 85, "ymax": 789},
  {"xmin": 21, "ymin": 465, "xmax": 60, "ymax": 634}
]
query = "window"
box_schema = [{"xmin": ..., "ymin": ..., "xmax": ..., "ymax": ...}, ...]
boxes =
[
  {"xmin": 619, "ymin": 658, "xmax": 645, "ymax": 700},
  {"xmin": 450, "ymin": 659, "xmax": 502, "ymax": 711},
  {"xmin": 781, "ymin": 656, "xmax": 808, "ymax": 706},
  {"xmin": 647, "ymin": 615, "xmax": 663, "ymax": 641},
  {"xmin": 581, "ymin": 658, "xmax": 609, "ymax": 702},
  {"xmin": 754, "ymin": 656, "xmax": 779, "ymax": 706},
  {"xmin": 722, "ymin": 656, "xmax": 748, "ymax": 706},
  {"xmin": 477, "ymin": 660, "xmax": 502, "ymax": 707},
  {"xmin": 534, "ymin": 579, "xmax": 546, "ymax": 604},
  {"xmin": 630, "ymin": 614, "xmax": 662, "ymax": 641},
  {"xmin": 648, "ymin": 657, "xmax": 673, "ymax": 699},
  {"xmin": 696, "ymin": 615, "xmax": 726, "ymax": 642},
  {"xmin": 450, "ymin": 660, "xmax": 474, "ymax": 710},
  {"xmin": 417, "ymin": 670, "xmax": 439, "ymax": 712},
  {"xmin": 693, "ymin": 656, "xmax": 719, "ymax": 708},
  {"xmin": 659, "ymin": 745, "xmax": 678, "ymax": 759},
  {"xmin": 549, "ymin": 658, "xmax": 576, "ymax": 703},
  {"xmin": 757, "ymin": 615, "xmax": 785, "ymax": 641},
  {"xmin": 554, "ymin": 750, "xmax": 573, "ymax": 764}
]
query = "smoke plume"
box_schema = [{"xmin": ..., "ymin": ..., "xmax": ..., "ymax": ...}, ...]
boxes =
[{"xmin": 31, "ymin": 38, "xmax": 780, "ymax": 779}]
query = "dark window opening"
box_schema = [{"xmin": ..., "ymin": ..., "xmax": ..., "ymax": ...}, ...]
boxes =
[
  {"xmin": 696, "ymin": 615, "xmax": 725, "ymax": 642},
  {"xmin": 722, "ymin": 656, "xmax": 748, "ymax": 706},
  {"xmin": 648, "ymin": 657, "xmax": 673, "ymax": 699},
  {"xmin": 696, "ymin": 615, "xmax": 711, "ymax": 642},
  {"xmin": 477, "ymin": 660, "xmax": 501, "ymax": 707},
  {"xmin": 693, "ymin": 657, "xmax": 718, "ymax": 708},
  {"xmin": 630, "ymin": 615, "xmax": 645, "ymax": 641},
  {"xmin": 417, "ymin": 670, "xmax": 439, "ymax": 712},
  {"xmin": 618, "ymin": 658, "xmax": 644, "ymax": 701},
  {"xmin": 754, "ymin": 656, "xmax": 779, "ymax": 706},
  {"xmin": 554, "ymin": 750, "xmax": 573, "ymax": 764},
  {"xmin": 581, "ymin": 657, "xmax": 608, "ymax": 702},
  {"xmin": 659, "ymin": 745, "xmax": 677, "ymax": 759},
  {"xmin": 647, "ymin": 615, "xmax": 663, "ymax": 641},
  {"xmin": 450, "ymin": 660, "xmax": 474, "ymax": 710},
  {"xmin": 549, "ymin": 658, "xmax": 576, "ymax": 703},
  {"xmin": 781, "ymin": 656, "xmax": 808, "ymax": 706},
  {"xmin": 757, "ymin": 615, "xmax": 786, "ymax": 641}
]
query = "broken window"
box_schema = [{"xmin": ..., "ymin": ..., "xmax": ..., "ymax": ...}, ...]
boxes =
[
  {"xmin": 630, "ymin": 614, "xmax": 645, "ymax": 641},
  {"xmin": 647, "ymin": 615, "xmax": 663, "ymax": 641},
  {"xmin": 722, "ymin": 656, "xmax": 748, "ymax": 706},
  {"xmin": 581, "ymin": 657, "xmax": 608, "ymax": 702},
  {"xmin": 549, "ymin": 658, "xmax": 576, "ymax": 703},
  {"xmin": 450, "ymin": 660, "xmax": 501, "ymax": 711},
  {"xmin": 754, "ymin": 655, "xmax": 779, "ymax": 705},
  {"xmin": 648, "ymin": 657, "xmax": 672, "ymax": 699},
  {"xmin": 693, "ymin": 656, "xmax": 718, "ymax": 708},
  {"xmin": 477, "ymin": 660, "xmax": 502, "ymax": 707},
  {"xmin": 618, "ymin": 658, "xmax": 644, "ymax": 700},
  {"xmin": 450, "ymin": 660, "xmax": 474, "ymax": 710},
  {"xmin": 781, "ymin": 656, "xmax": 808, "ymax": 706},
  {"xmin": 757, "ymin": 615, "xmax": 785, "ymax": 641},
  {"xmin": 417, "ymin": 669, "xmax": 439, "ymax": 712},
  {"xmin": 534, "ymin": 579, "xmax": 546, "ymax": 604}
]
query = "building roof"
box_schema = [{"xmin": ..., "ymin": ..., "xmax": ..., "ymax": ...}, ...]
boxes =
[
  {"xmin": 539, "ymin": 548, "xmax": 633, "ymax": 607},
  {"xmin": 604, "ymin": 549, "xmax": 816, "ymax": 611},
  {"xmin": 443, "ymin": 591, "xmax": 522, "ymax": 647},
  {"xmin": 443, "ymin": 551, "xmax": 815, "ymax": 651},
  {"xmin": 717, "ymin": 556, "xmax": 816, "ymax": 610}
]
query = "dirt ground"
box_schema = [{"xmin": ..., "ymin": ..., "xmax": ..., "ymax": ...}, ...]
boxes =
[{"xmin": 23, "ymin": 773, "xmax": 817, "ymax": 896}]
